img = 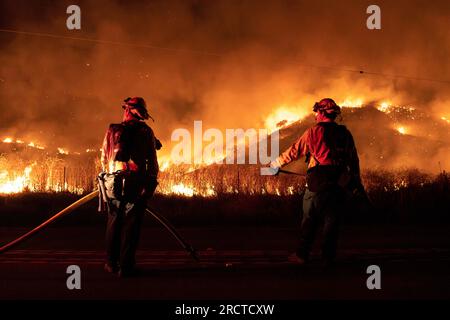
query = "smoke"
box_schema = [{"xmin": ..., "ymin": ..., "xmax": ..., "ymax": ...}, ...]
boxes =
[{"xmin": 0, "ymin": 0, "xmax": 449, "ymax": 170}]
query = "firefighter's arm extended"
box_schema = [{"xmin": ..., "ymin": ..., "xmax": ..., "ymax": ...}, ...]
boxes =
[{"xmin": 268, "ymin": 130, "xmax": 309, "ymax": 175}]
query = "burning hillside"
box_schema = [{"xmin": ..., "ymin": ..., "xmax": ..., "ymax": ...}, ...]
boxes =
[
  {"xmin": 1, "ymin": 102, "xmax": 449, "ymax": 196},
  {"xmin": 1, "ymin": 1, "xmax": 449, "ymax": 196},
  {"xmin": 274, "ymin": 102, "xmax": 450, "ymax": 173}
]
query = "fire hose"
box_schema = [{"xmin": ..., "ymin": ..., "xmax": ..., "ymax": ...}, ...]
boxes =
[
  {"xmin": 145, "ymin": 207, "xmax": 199, "ymax": 261},
  {"xmin": 0, "ymin": 190, "xmax": 98, "ymax": 254},
  {"xmin": 0, "ymin": 190, "xmax": 199, "ymax": 261},
  {"xmin": 278, "ymin": 169, "xmax": 305, "ymax": 176}
]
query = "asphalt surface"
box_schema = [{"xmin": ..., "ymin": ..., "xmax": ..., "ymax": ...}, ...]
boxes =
[{"xmin": 1, "ymin": 226, "xmax": 450, "ymax": 300}]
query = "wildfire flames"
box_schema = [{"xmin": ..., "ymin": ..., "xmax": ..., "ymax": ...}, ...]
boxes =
[
  {"xmin": 3, "ymin": 138, "xmax": 45, "ymax": 150},
  {"xmin": 264, "ymin": 105, "xmax": 307, "ymax": 134},
  {"xmin": 339, "ymin": 98, "xmax": 364, "ymax": 109},
  {"xmin": 0, "ymin": 164, "xmax": 35, "ymax": 194},
  {"xmin": 169, "ymin": 183, "xmax": 216, "ymax": 197},
  {"xmin": 0, "ymin": 161, "xmax": 87, "ymax": 195},
  {"xmin": 396, "ymin": 126, "xmax": 407, "ymax": 135},
  {"xmin": 0, "ymin": 101, "xmax": 448, "ymax": 197}
]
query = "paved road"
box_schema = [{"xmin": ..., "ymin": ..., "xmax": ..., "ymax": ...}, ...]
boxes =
[{"xmin": 1, "ymin": 226, "xmax": 450, "ymax": 299}]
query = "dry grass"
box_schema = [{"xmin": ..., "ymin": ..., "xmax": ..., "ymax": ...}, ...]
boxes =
[{"xmin": 0, "ymin": 161, "xmax": 449, "ymax": 226}]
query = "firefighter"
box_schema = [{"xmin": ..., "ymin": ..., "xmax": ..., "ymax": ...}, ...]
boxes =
[
  {"xmin": 270, "ymin": 98, "xmax": 363, "ymax": 266},
  {"xmin": 100, "ymin": 97, "xmax": 161, "ymax": 277}
]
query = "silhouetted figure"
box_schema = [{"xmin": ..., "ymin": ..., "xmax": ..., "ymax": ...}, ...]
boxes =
[
  {"xmin": 270, "ymin": 98, "xmax": 362, "ymax": 266},
  {"xmin": 99, "ymin": 97, "xmax": 160, "ymax": 277}
]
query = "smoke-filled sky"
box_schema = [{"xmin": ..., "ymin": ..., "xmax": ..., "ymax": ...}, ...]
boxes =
[{"xmin": 0, "ymin": 0, "xmax": 449, "ymax": 164}]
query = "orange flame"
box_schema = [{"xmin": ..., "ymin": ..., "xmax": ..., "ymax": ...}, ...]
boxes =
[
  {"xmin": 264, "ymin": 105, "xmax": 308, "ymax": 133},
  {"xmin": 0, "ymin": 163, "xmax": 35, "ymax": 194},
  {"xmin": 339, "ymin": 98, "xmax": 364, "ymax": 109},
  {"xmin": 396, "ymin": 126, "xmax": 407, "ymax": 135}
]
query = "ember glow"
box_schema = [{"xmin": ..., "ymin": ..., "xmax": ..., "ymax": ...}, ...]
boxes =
[
  {"xmin": 27, "ymin": 142, "xmax": 45, "ymax": 150},
  {"xmin": 377, "ymin": 102, "xmax": 392, "ymax": 113},
  {"xmin": 57, "ymin": 148, "xmax": 69, "ymax": 155},
  {"xmin": 1, "ymin": 137, "xmax": 102, "ymax": 154},
  {"xmin": 396, "ymin": 126, "xmax": 407, "ymax": 135},
  {"xmin": 158, "ymin": 157, "xmax": 171, "ymax": 172},
  {"xmin": 170, "ymin": 183, "xmax": 196, "ymax": 197},
  {"xmin": 2, "ymin": 138, "xmax": 46, "ymax": 150},
  {"xmin": 339, "ymin": 98, "xmax": 364, "ymax": 109}
]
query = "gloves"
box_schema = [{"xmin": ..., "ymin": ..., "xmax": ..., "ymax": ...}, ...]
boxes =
[{"xmin": 268, "ymin": 160, "xmax": 281, "ymax": 176}]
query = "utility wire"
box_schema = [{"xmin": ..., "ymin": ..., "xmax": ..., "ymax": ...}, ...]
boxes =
[
  {"xmin": 296, "ymin": 64, "xmax": 450, "ymax": 84},
  {"xmin": 0, "ymin": 28, "xmax": 222, "ymax": 57},
  {"xmin": 1, "ymin": 28, "xmax": 449, "ymax": 84}
]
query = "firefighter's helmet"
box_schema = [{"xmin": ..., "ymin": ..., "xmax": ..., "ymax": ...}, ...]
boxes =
[
  {"xmin": 122, "ymin": 97, "xmax": 153, "ymax": 121},
  {"xmin": 123, "ymin": 97, "xmax": 147, "ymax": 110},
  {"xmin": 313, "ymin": 98, "xmax": 341, "ymax": 115}
]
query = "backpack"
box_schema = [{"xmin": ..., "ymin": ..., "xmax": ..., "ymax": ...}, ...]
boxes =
[
  {"xmin": 99, "ymin": 122, "xmax": 147, "ymax": 205},
  {"xmin": 306, "ymin": 123, "xmax": 351, "ymax": 192}
]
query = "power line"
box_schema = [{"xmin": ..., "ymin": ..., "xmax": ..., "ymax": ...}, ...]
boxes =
[
  {"xmin": 356, "ymin": 70, "xmax": 450, "ymax": 84},
  {"xmin": 296, "ymin": 64, "xmax": 450, "ymax": 85},
  {"xmin": 0, "ymin": 28, "xmax": 222, "ymax": 57},
  {"xmin": 1, "ymin": 28, "xmax": 449, "ymax": 84}
]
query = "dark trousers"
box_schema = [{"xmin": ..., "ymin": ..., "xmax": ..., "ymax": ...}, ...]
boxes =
[
  {"xmin": 105, "ymin": 199, "xmax": 145, "ymax": 270},
  {"xmin": 297, "ymin": 186, "xmax": 344, "ymax": 262}
]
